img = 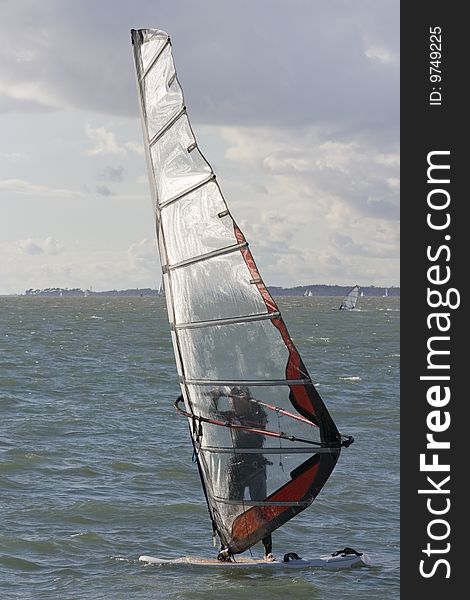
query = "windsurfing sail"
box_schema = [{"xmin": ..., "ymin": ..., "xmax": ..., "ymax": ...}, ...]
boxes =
[
  {"xmin": 339, "ymin": 285, "xmax": 360, "ymax": 311},
  {"xmin": 131, "ymin": 28, "xmax": 353, "ymax": 557}
]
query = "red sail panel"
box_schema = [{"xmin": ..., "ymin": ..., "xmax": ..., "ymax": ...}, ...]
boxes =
[
  {"xmin": 233, "ymin": 224, "xmax": 278, "ymax": 313},
  {"xmin": 229, "ymin": 452, "xmax": 339, "ymax": 553}
]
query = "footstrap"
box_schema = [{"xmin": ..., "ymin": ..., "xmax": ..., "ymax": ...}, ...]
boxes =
[
  {"xmin": 331, "ymin": 547, "xmax": 363, "ymax": 557},
  {"xmin": 283, "ymin": 552, "xmax": 301, "ymax": 562}
]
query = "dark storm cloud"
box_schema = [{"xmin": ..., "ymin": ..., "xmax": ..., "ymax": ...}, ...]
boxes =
[{"xmin": 1, "ymin": 0, "xmax": 398, "ymax": 132}]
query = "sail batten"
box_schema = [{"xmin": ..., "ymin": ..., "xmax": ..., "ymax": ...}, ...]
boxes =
[
  {"xmin": 201, "ymin": 446, "xmax": 336, "ymax": 454},
  {"xmin": 175, "ymin": 311, "xmax": 281, "ymax": 330},
  {"xmin": 148, "ymin": 106, "xmax": 186, "ymax": 146},
  {"xmin": 212, "ymin": 498, "xmax": 311, "ymax": 507},
  {"xmin": 183, "ymin": 378, "xmax": 312, "ymax": 386},
  {"xmin": 159, "ymin": 174, "xmax": 216, "ymax": 209},
  {"xmin": 167, "ymin": 241, "xmax": 248, "ymax": 271},
  {"xmin": 132, "ymin": 27, "xmax": 351, "ymax": 556}
]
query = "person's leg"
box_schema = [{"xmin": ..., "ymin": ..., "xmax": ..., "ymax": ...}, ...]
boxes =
[
  {"xmin": 262, "ymin": 534, "xmax": 273, "ymax": 557},
  {"xmin": 248, "ymin": 464, "xmax": 274, "ymax": 559},
  {"xmin": 228, "ymin": 458, "xmax": 245, "ymax": 499},
  {"xmin": 247, "ymin": 463, "xmax": 267, "ymax": 500}
]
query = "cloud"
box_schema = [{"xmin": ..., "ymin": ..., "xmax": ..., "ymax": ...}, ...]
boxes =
[
  {"xmin": 84, "ymin": 125, "xmax": 143, "ymax": 157},
  {"xmin": 210, "ymin": 122, "xmax": 399, "ymax": 286},
  {"xmin": 365, "ymin": 46, "xmax": 397, "ymax": 65},
  {"xmin": 221, "ymin": 124, "xmax": 399, "ymax": 222},
  {"xmin": 0, "ymin": 0, "xmax": 398, "ymax": 132},
  {"xmin": 0, "ymin": 237, "xmax": 161, "ymax": 294},
  {"xmin": 0, "ymin": 80, "xmax": 63, "ymax": 113},
  {"xmin": 18, "ymin": 236, "xmax": 63, "ymax": 256},
  {"xmin": 0, "ymin": 178, "xmax": 79, "ymax": 198},
  {"xmin": 127, "ymin": 238, "xmax": 159, "ymax": 270},
  {"xmin": 95, "ymin": 184, "xmax": 114, "ymax": 197},
  {"xmin": 18, "ymin": 239, "xmax": 43, "ymax": 255},
  {"xmin": 97, "ymin": 165, "xmax": 124, "ymax": 182},
  {"xmin": 2, "ymin": 151, "xmax": 29, "ymax": 160},
  {"xmin": 124, "ymin": 141, "xmax": 144, "ymax": 155},
  {"xmin": 85, "ymin": 125, "xmax": 126, "ymax": 156}
]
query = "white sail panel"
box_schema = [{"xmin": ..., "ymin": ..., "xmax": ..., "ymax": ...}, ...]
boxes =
[
  {"xmin": 171, "ymin": 256, "xmax": 269, "ymax": 323},
  {"xmin": 178, "ymin": 321, "xmax": 291, "ymax": 381},
  {"xmin": 144, "ymin": 44, "xmax": 183, "ymax": 139},
  {"xmin": 139, "ymin": 29, "xmax": 169, "ymax": 73},
  {"xmin": 151, "ymin": 115, "xmax": 211, "ymax": 204},
  {"xmin": 162, "ymin": 182, "xmax": 236, "ymax": 264}
]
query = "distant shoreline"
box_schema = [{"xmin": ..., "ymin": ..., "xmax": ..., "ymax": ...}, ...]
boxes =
[{"xmin": 8, "ymin": 285, "xmax": 400, "ymax": 298}]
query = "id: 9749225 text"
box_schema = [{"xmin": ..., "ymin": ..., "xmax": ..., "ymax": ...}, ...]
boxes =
[{"xmin": 429, "ymin": 26, "xmax": 442, "ymax": 106}]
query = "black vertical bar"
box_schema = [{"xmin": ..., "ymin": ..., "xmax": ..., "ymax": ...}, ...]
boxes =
[{"xmin": 401, "ymin": 3, "xmax": 465, "ymax": 596}]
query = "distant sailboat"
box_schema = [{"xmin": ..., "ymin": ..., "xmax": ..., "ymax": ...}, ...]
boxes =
[
  {"xmin": 157, "ymin": 280, "xmax": 164, "ymax": 296},
  {"xmin": 131, "ymin": 27, "xmax": 356, "ymax": 565},
  {"xmin": 383, "ymin": 288, "xmax": 388, "ymax": 298},
  {"xmin": 339, "ymin": 285, "xmax": 360, "ymax": 310},
  {"xmin": 303, "ymin": 290, "xmax": 313, "ymax": 297}
]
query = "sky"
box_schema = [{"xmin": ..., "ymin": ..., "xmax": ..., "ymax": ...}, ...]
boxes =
[{"xmin": 0, "ymin": 0, "xmax": 399, "ymax": 294}]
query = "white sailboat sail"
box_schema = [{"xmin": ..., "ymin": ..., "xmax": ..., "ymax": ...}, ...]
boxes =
[
  {"xmin": 339, "ymin": 285, "xmax": 360, "ymax": 310},
  {"xmin": 131, "ymin": 28, "xmax": 353, "ymax": 557}
]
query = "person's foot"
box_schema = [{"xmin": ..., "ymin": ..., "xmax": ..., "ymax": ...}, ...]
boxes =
[
  {"xmin": 264, "ymin": 553, "xmax": 275, "ymax": 562},
  {"xmin": 217, "ymin": 549, "xmax": 232, "ymax": 562}
]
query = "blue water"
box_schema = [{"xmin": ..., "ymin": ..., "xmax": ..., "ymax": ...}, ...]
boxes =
[{"xmin": 0, "ymin": 296, "xmax": 399, "ymax": 598}]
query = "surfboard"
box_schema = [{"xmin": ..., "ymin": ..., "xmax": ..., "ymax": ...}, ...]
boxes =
[{"xmin": 139, "ymin": 551, "xmax": 371, "ymax": 569}]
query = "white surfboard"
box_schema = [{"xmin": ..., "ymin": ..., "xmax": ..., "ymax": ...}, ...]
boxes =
[{"xmin": 139, "ymin": 551, "xmax": 371, "ymax": 570}]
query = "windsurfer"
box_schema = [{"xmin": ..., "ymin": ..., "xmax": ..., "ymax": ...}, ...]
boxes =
[{"xmin": 211, "ymin": 386, "xmax": 274, "ymax": 561}]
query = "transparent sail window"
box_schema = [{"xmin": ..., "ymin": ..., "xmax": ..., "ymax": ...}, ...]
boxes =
[
  {"xmin": 162, "ymin": 181, "xmax": 236, "ymax": 265},
  {"xmin": 188, "ymin": 384, "xmax": 322, "ymax": 445},
  {"xmin": 144, "ymin": 43, "xmax": 184, "ymax": 140},
  {"xmin": 171, "ymin": 252, "xmax": 269, "ymax": 324},
  {"xmin": 178, "ymin": 320, "xmax": 290, "ymax": 381},
  {"xmin": 151, "ymin": 115, "xmax": 211, "ymax": 204}
]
